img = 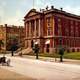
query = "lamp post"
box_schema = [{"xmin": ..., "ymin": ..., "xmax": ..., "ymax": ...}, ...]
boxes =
[
  {"xmin": 59, "ymin": 36, "xmax": 64, "ymax": 62},
  {"xmin": 19, "ymin": 26, "xmax": 23, "ymax": 57},
  {"xmin": 33, "ymin": 41, "xmax": 39, "ymax": 59}
]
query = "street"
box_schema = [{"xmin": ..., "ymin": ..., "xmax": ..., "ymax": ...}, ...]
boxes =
[{"xmin": 0, "ymin": 56, "xmax": 80, "ymax": 80}]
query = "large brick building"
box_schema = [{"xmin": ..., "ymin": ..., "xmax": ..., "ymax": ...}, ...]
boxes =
[
  {"xmin": 24, "ymin": 6, "xmax": 80, "ymax": 53},
  {"xmin": 0, "ymin": 24, "xmax": 25, "ymax": 51}
]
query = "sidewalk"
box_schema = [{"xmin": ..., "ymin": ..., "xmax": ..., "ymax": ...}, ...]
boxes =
[
  {"xmin": 14, "ymin": 54, "xmax": 80, "ymax": 65},
  {"xmin": 2, "ymin": 53, "xmax": 80, "ymax": 65}
]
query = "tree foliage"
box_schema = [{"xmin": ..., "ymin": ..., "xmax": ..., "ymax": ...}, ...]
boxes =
[{"xmin": 0, "ymin": 40, "xmax": 4, "ymax": 50}]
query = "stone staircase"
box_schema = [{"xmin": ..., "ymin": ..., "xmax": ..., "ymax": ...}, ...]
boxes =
[{"xmin": 17, "ymin": 48, "xmax": 33, "ymax": 55}]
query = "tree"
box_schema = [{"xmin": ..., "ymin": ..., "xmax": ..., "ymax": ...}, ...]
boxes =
[
  {"xmin": 10, "ymin": 44, "xmax": 18, "ymax": 56},
  {"xmin": 10, "ymin": 38, "xmax": 19, "ymax": 56},
  {"xmin": 0, "ymin": 40, "xmax": 4, "ymax": 50}
]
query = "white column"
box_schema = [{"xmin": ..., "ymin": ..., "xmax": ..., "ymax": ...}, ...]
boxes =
[
  {"xmin": 53, "ymin": 17, "xmax": 55, "ymax": 36},
  {"xmin": 25, "ymin": 23, "xmax": 28, "ymax": 48},
  {"xmin": 35, "ymin": 20, "xmax": 36, "ymax": 37},
  {"xmin": 53, "ymin": 18, "xmax": 54, "ymax": 49},
  {"xmin": 39, "ymin": 19, "xmax": 41, "ymax": 36},
  {"xmin": 25, "ymin": 23, "xmax": 27, "ymax": 38},
  {"xmin": 28, "ymin": 22, "xmax": 30, "ymax": 37},
  {"xmin": 28, "ymin": 21, "xmax": 31, "ymax": 48}
]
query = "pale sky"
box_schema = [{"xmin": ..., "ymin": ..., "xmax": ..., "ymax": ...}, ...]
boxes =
[{"xmin": 0, "ymin": 0, "xmax": 80, "ymax": 26}]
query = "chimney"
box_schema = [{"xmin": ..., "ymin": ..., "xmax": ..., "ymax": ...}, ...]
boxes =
[
  {"xmin": 40, "ymin": 9, "xmax": 45, "ymax": 12},
  {"xmin": 5, "ymin": 24, "xmax": 7, "ymax": 27},
  {"xmin": 42, "ymin": 9, "xmax": 45, "ymax": 12},
  {"xmin": 46, "ymin": 6, "xmax": 48, "ymax": 10},
  {"xmin": 51, "ymin": 6, "xmax": 54, "ymax": 9},
  {"xmin": 40, "ymin": 8, "xmax": 41, "ymax": 12},
  {"xmin": 60, "ymin": 8, "xmax": 63, "ymax": 11}
]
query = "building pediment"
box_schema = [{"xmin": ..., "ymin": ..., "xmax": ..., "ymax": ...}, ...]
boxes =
[{"xmin": 24, "ymin": 9, "xmax": 41, "ymax": 18}]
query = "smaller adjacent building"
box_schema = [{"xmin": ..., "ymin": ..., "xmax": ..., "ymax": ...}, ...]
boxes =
[
  {"xmin": 0, "ymin": 24, "xmax": 25, "ymax": 51},
  {"xmin": 0, "ymin": 25, "xmax": 6, "ymax": 51}
]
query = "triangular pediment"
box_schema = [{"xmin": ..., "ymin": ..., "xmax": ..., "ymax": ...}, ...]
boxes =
[
  {"xmin": 24, "ymin": 9, "xmax": 41, "ymax": 18},
  {"xmin": 28, "ymin": 11, "xmax": 37, "ymax": 17}
]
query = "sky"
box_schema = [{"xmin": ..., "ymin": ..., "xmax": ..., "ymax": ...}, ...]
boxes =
[{"xmin": 0, "ymin": 0, "xmax": 80, "ymax": 26}]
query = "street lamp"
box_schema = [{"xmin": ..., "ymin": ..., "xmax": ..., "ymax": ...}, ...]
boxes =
[
  {"xmin": 33, "ymin": 41, "xmax": 39, "ymax": 59},
  {"xmin": 59, "ymin": 36, "xmax": 64, "ymax": 62},
  {"xmin": 19, "ymin": 26, "xmax": 22, "ymax": 57}
]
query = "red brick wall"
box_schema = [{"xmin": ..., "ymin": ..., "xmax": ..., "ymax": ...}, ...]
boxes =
[{"xmin": 54, "ymin": 16, "xmax": 58, "ymax": 36}]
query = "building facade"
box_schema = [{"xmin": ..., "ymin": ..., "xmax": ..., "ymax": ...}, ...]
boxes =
[
  {"xmin": 0, "ymin": 24, "xmax": 25, "ymax": 51},
  {"xmin": 0, "ymin": 25, "xmax": 6, "ymax": 51},
  {"xmin": 24, "ymin": 7, "xmax": 80, "ymax": 53}
]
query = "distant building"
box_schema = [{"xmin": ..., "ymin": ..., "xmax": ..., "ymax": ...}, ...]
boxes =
[
  {"xmin": 0, "ymin": 24, "xmax": 25, "ymax": 51},
  {"xmin": 24, "ymin": 7, "xmax": 80, "ymax": 53},
  {"xmin": 0, "ymin": 25, "xmax": 6, "ymax": 51}
]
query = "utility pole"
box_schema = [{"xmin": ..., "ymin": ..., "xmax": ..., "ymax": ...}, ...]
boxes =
[
  {"xmin": 19, "ymin": 26, "xmax": 22, "ymax": 57},
  {"xmin": 33, "ymin": 0, "xmax": 35, "ymax": 9},
  {"xmin": 58, "ymin": 26, "xmax": 64, "ymax": 62}
]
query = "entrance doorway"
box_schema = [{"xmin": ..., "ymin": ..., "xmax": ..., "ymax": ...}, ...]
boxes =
[{"xmin": 46, "ymin": 44, "xmax": 50, "ymax": 53}]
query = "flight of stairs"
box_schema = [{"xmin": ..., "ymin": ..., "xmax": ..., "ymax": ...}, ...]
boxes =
[{"xmin": 17, "ymin": 48, "xmax": 33, "ymax": 55}]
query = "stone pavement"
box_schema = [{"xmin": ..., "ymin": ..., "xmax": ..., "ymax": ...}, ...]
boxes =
[{"xmin": 17, "ymin": 54, "xmax": 80, "ymax": 65}]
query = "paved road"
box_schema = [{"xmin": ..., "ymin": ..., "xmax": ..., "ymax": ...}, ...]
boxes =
[{"xmin": 1, "ymin": 56, "xmax": 80, "ymax": 80}]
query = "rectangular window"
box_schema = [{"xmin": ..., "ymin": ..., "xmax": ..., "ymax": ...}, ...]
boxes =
[
  {"xmin": 48, "ymin": 27, "xmax": 52, "ymax": 35},
  {"xmin": 75, "ymin": 22, "xmax": 79, "ymax": 37},
  {"xmin": 31, "ymin": 20, "xmax": 35, "ymax": 36},
  {"xmin": 57, "ymin": 18, "xmax": 62, "ymax": 36},
  {"xmin": 47, "ymin": 17, "xmax": 50, "ymax": 26},
  {"xmin": 36, "ymin": 19, "xmax": 39, "ymax": 36},
  {"xmin": 46, "ymin": 17, "xmax": 52, "ymax": 36}
]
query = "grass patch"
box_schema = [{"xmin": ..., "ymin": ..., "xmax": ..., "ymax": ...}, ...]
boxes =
[
  {"xmin": 39, "ymin": 53, "xmax": 59, "ymax": 58},
  {"xmin": 64, "ymin": 52, "xmax": 80, "ymax": 60},
  {"xmin": 39, "ymin": 52, "xmax": 80, "ymax": 60},
  {"xmin": 26, "ymin": 51, "xmax": 80, "ymax": 60}
]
